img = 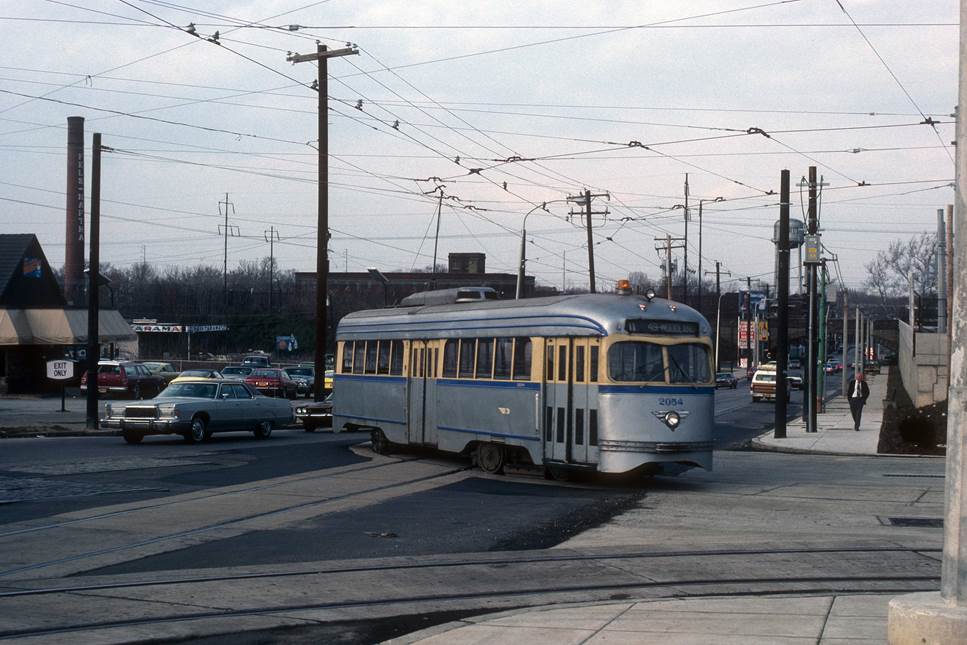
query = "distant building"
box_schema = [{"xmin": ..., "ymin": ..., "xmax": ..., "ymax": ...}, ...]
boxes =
[
  {"xmin": 293, "ymin": 254, "xmax": 556, "ymax": 350},
  {"xmin": 0, "ymin": 234, "xmax": 135, "ymax": 393}
]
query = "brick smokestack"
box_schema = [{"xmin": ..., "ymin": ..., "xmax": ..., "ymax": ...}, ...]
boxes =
[{"xmin": 64, "ymin": 116, "xmax": 85, "ymax": 305}]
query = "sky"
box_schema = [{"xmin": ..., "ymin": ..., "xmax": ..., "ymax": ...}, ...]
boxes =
[{"xmin": 0, "ymin": 0, "xmax": 958, "ymax": 293}]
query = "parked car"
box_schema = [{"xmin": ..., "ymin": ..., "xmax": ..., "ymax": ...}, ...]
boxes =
[
  {"xmin": 221, "ymin": 365, "xmax": 253, "ymax": 378},
  {"xmin": 750, "ymin": 364, "xmax": 789, "ymax": 402},
  {"xmin": 171, "ymin": 369, "xmax": 223, "ymax": 383},
  {"xmin": 245, "ymin": 368, "xmax": 298, "ymax": 399},
  {"xmin": 787, "ymin": 375, "xmax": 803, "ymax": 390},
  {"xmin": 80, "ymin": 361, "xmax": 166, "ymax": 399},
  {"xmin": 101, "ymin": 378, "xmax": 294, "ymax": 444},
  {"xmin": 714, "ymin": 372, "xmax": 738, "ymax": 389},
  {"xmin": 242, "ymin": 355, "xmax": 271, "ymax": 368},
  {"xmin": 283, "ymin": 366, "xmax": 315, "ymax": 397},
  {"xmin": 142, "ymin": 361, "xmax": 180, "ymax": 384},
  {"xmin": 295, "ymin": 393, "xmax": 333, "ymax": 431}
]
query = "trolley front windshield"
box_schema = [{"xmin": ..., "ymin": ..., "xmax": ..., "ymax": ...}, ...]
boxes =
[{"xmin": 608, "ymin": 341, "xmax": 711, "ymax": 384}]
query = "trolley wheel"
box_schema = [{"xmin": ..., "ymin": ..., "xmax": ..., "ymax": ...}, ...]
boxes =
[
  {"xmin": 371, "ymin": 428, "xmax": 392, "ymax": 454},
  {"xmin": 476, "ymin": 442, "xmax": 505, "ymax": 475},
  {"xmin": 122, "ymin": 430, "xmax": 143, "ymax": 444}
]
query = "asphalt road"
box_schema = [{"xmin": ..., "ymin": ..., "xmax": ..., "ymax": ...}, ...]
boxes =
[{"xmin": 2, "ymin": 377, "xmax": 933, "ymax": 644}]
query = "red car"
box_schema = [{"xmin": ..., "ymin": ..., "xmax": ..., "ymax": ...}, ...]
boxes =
[
  {"xmin": 80, "ymin": 360, "xmax": 165, "ymax": 399},
  {"xmin": 244, "ymin": 368, "xmax": 298, "ymax": 399}
]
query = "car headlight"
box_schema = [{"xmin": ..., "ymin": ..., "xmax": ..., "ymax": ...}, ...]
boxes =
[
  {"xmin": 157, "ymin": 404, "xmax": 178, "ymax": 418},
  {"xmin": 663, "ymin": 411, "xmax": 681, "ymax": 429},
  {"xmin": 296, "ymin": 407, "xmax": 305, "ymax": 414}
]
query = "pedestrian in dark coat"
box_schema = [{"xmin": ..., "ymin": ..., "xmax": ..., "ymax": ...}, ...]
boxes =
[{"xmin": 847, "ymin": 372, "xmax": 870, "ymax": 431}]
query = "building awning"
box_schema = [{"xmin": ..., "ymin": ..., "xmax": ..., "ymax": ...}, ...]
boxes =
[{"xmin": 0, "ymin": 308, "xmax": 137, "ymax": 345}]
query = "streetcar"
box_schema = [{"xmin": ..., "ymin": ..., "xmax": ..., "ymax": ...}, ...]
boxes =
[{"xmin": 332, "ymin": 284, "xmax": 715, "ymax": 478}]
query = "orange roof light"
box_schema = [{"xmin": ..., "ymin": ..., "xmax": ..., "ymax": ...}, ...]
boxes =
[{"xmin": 616, "ymin": 279, "xmax": 632, "ymax": 294}]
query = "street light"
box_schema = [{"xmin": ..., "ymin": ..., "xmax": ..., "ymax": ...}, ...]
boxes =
[
  {"xmin": 697, "ymin": 197, "xmax": 724, "ymax": 314},
  {"xmin": 367, "ymin": 267, "xmax": 390, "ymax": 306},
  {"xmin": 714, "ymin": 289, "xmax": 731, "ymax": 372},
  {"xmin": 516, "ymin": 199, "xmax": 567, "ymax": 299}
]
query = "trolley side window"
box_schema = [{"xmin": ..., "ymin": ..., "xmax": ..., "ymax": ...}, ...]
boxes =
[
  {"xmin": 667, "ymin": 344, "xmax": 712, "ymax": 384},
  {"xmin": 365, "ymin": 341, "xmax": 378, "ymax": 374},
  {"xmin": 443, "ymin": 340, "xmax": 458, "ymax": 378},
  {"xmin": 476, "ymin": 338, "xmax": 494, "ymax": 379},
  {"xmin": 377, "ymin": 341, "xmax": 391, "ymax": 375},
  {"xmin": 390, "ymin": 340, "xmax": 404, "ymax": 375},
  {"xmin": 589, "ymin": 345, "xmax": 599, "ymax": 382},
  {"xmin": 608, "ymin": 341, "xmax": 665, "ymax": 382},
  {"xmin": 575, "ymin": 345, "xmax": 585, "ymax": 383},
  {"xmin": 458, "ymin": 339, "xmax": 476, "ymax": 378},
  {"xmin": 494, "ymin": 338, "xmax": 513, "ymax": 379},
  {"xmin": 512, "ymin": 337, "xmax": 532, "ymax": 380},
  {"xmin": 341, "ymin": 341, "xmax": 353, "ymax": 373},
  {"xmin": 352, "ymin": 341, "xmax": 366, "ymax": 375}
]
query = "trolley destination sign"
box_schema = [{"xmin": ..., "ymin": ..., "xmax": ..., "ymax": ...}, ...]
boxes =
[{"xmin": 625, "ymin": 319, "xmax": 699, "ymax": 336}]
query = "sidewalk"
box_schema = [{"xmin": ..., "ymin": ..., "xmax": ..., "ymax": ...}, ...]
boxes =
[
  {"xmin": 394, "ymin": 593, "xmax": 889, "ymax": 644},
  {"xmin": 752, "ymin": 372, "xmax": 887, "ymax": 456},
  {"xmin": 0, "ymin": 396, "xmax": 116, "ymax": 437}
]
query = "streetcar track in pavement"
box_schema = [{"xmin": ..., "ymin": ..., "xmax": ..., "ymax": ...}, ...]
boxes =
[
  {"xmin": 0, "ymin": 570, "xmax": 941, "ymax": 641},
  {"xmin": 0, "ymin": 448, "xmax": 415, "ymax": 540},
  {"xmin": 0, "ymin": 544, "xmax": 941, "ymax": 599},
  {"xmin": 0, "ymin": 460, "xmax": 472, "ymax": 579}
]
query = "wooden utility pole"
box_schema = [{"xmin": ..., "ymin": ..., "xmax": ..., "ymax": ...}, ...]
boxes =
[
  {"xmin": 655, "ymin": 234, "xmax": 685, "ymax": 300},
  {"xmin": 774, "ymin": 169, "xmax": 790, "ymax": 439},
  {"xmin": 287, "ymin": 44, "xmax": 358, "ymax": 401},
  {"xmin": 218, "ymin": 193, "xmax": 238, "ymax": 316},
  {"xmin": 705, "ymin": 261, "xmax": 730, "ymax": 373},
  {"xmin": 85, "ymin": 132, "xmax": 102, "ymax": 429},
  {"xmin": 264, "ymin": 226, "xmax": 280, "ymax": 313},
  {"xmin": 568, "ymin": 190, "xmax": 608, "ymax": 293}
]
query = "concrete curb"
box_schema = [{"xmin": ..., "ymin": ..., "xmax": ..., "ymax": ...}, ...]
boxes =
[
  {"xmin": 0, "ymin": 427, "xmax": 120, "ymax": 439},
  {"xmin": 750, "ymin": 433, "xmax": 944, "ymax": 459}
]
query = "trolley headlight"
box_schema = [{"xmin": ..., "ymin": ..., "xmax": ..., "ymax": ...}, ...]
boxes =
[{"xmin": 663, "ymin": 411, "xmax": 681, "ymax": 429}]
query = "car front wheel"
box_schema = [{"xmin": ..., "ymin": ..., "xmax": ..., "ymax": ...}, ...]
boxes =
[{"xmin": 187, "ymin": 416, "xmax": 208, "ymax": 443}]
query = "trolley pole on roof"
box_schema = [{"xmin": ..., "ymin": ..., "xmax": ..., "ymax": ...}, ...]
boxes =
[{"xmin": 287, "ymin": 43, "xmax": 358, "ymax": 402}]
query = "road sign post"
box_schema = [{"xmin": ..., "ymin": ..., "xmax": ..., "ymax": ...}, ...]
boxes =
[{"xmin": 46, "ymin": 359, "xmax": 74, "ymax": 412}]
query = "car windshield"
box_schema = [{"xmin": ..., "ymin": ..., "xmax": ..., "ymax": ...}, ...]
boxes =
[
  {"xmin": 158, "ymin": 382, "xmax": 218, "ymax": 399},
  {"xmin": 251, "ymin": 369, "xmax": 280, "ymax": 377},
  {"xmin": 756, "ymin": 373, "xmax": 776, "ymax": 382},
  {"xmin": 716, "ymin": 373, "xmax": 731, "ymax": 379},
  {"xmin": 222, "ymin": 367, "xmax": 250, "ymax": 375},
  {"xmin": 286, "ymin": 368, "xmax": 312, "ymax": 376}
]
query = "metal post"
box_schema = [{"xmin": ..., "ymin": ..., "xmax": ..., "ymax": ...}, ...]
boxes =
[
  {"xmin": 854, "ymin": 307, "xmax": 861, "ymax": 376},
  {"xmin": 683, "ymin": 173, "xmax": 689, "ymax": 306},
  {"xmin": 585, "ymin": 189, "xmax": 596, "ymax": 293},
  {"xmin": 698, "ymin": 200, "xmax": 703, "ymax": 315},
  {"xmin": 842, "ymin": 290, "xmax": 849, "ymax": 397},
  {"xmin": 806, "ymin": 166, "xmax": 818, "ymax": 433},
  {"xmin": 775, "ymin": 170, "xmax": 790, "ymax": 438},
  {"xmin": 745, "ymin": 276, "xmax": 752, "ymax": 379},
  {"xmin": 666, "ymin": 234, "xmax": 673, "ymax": 299},
  {"xmin": 817, "ymin": 263, "xmax": 827, "ymax": 413},
  {"xmin": 431, "ymin": 188, "xmax": 443, "ymax": 280},
  {"xmin": 85, "ymin": 133, "xmax": 101, "ymax": 429},
  {"xmin": 715, "ymin": 292, "xmax": 724, "ymax": 374},
  {"xmin": 939, "ymin": 208, "xmax": 948, "ymax": 334},
  {"xmin": 516, "ymin": 227, "xmax": 526, "ymax": 299}
]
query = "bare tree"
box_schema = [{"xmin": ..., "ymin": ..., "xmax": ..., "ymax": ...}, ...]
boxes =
[{"xmin": 864, "ymin": 233, "xmax": 938, "ymax": 301}]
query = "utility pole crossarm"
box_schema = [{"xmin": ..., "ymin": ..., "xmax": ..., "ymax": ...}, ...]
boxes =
[{"xmin": 286, "ymin": 46, "xmax": 358, "ymax": 63}]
